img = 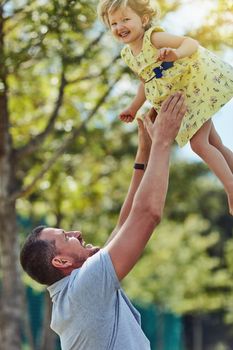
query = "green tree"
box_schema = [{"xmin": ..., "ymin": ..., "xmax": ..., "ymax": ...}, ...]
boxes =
[
  {"xmin": 123, "ymin": 216, "xmax": 230, "ymax": 313},
  {"xmin": 0, "ymin": 1, "xmax": 121, "ymax": 349},
  {"xmin": 224, "ymin": 237, "xmax": 233, "ymax": 324}
]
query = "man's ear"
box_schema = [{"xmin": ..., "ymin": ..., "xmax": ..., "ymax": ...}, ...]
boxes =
[{"xmin": 52, "ymin": 256, "xmax": 73, "ymax": 269}]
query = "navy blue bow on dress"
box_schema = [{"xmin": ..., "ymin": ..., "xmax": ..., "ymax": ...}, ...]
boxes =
[{"xmin": 153, "ymin": 61, "xmax": 174, "ymax": 78}]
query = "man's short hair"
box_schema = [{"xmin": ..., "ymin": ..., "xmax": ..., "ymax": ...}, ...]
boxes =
[{"xmin": 20, "ymin": 226, "xmax": 64, "ymax": 285}]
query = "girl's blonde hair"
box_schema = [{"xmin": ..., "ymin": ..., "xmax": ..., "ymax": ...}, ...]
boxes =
[{"xmin": 97, "ymin": 0, "xmax": 159, "ymax": 30}]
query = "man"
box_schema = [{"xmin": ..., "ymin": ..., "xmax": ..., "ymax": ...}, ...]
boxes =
[{"xmin": 20, "ymin": 93, "xmax": 186, "ymax": 350}]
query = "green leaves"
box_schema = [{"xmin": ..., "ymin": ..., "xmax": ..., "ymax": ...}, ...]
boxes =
[{"xmin": 123, "ymin": 215, "xmax": 230, "ymax": 314}]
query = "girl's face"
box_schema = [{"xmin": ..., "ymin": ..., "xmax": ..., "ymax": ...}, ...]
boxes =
[{"xmin": 108, "ymin": 6, "xmax": 148, "ymax": 45}]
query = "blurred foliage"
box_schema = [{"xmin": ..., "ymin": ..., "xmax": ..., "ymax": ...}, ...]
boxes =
[
  {"xmin": 190, "ymin": 0, "xmax": 233, "ymax": 49},
  {"xmin": 124, "ymin": 216, "xmax": 230, "ymax": 314}
]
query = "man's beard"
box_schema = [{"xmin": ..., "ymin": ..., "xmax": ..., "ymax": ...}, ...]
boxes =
[{"xmin": 88, "ymin": 246, "xmax": 100, "ymax": 257}]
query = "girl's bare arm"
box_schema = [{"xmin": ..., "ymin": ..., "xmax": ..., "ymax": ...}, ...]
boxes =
[{"xmin": 151, "ymin": 32, "xmax": 199, "ymax": 61}]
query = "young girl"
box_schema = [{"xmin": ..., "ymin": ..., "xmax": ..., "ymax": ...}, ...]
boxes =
[{"xmin": 98, "ymin": 0, "xmax": 233, "ymax": 215}]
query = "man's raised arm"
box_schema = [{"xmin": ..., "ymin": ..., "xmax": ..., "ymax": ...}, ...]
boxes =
[
  {"xmin": 105, "ymin": 108, "xmax": 157, "ymax": 245},
  {"xmin": 105, "ymin": 93, "xmax": 186, "ymax": 281}
]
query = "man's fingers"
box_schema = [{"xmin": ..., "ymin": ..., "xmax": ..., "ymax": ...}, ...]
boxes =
[
  {"xmin": 160, "ymin": 94, "xmax": 175, "ymax": 112},
  {"xmin": 147, "ymin": 108, "xmax": 157, "ymax": 123},
  {"xmin": 172, "ymin": 93, "xmax": 186, "ymax": 116},
  {"xmin": 137, "ymin": 117, "xmax": 144, "ymax": 130},
  {"xmin": 164, "ymin": 92, "xmax": 184, "ymax": 114},
  {"xmin": 177, "ymin": 103, "xmax": 187, "ymax": 120},
  {"xmin": 144, "ymin": 115, "xmax": 153, "ymax": 138},
  {"xmin": 169, "ymin": 93, "xmax": 183, "ymax": 113}
]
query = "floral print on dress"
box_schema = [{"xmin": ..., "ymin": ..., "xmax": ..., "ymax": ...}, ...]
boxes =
[{"xmin": 121, "ymin": 26, "xmax": 233, "ymax": 147}]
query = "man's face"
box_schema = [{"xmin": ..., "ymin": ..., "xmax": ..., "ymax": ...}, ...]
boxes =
[{"xmin": 40, "ymin": 227, "xmax": 100, "ymax": 269}]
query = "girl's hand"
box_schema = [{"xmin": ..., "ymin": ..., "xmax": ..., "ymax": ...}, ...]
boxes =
[
  {"xmin": 119, "ymin": 107, "xmax": 137, "ymax": 123},
  {"xmin": 157, "ymin": 48, "xmax": 180, "ymax": 62}
]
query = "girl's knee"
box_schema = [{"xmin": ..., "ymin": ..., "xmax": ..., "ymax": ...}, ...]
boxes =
[
  {"xmin": 190, "ymin": 137, "xmax": 204, "ymax": 155},
  {"xmin": 210, "ymin": 133, "xmax": 223, "ymax": 149}
]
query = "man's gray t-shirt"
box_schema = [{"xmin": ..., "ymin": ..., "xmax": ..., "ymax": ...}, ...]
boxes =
[{"xmin": 47, "ymin": 249, "xmax": 151, "ymax": 350}]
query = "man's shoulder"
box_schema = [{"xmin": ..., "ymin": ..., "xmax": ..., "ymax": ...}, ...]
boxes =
[
  {"xmin": 81, "ymin": 249, "xmax": 117, "ymax": 279},
  {"xmin": 70, "ymin": 249, "xmax": 120, "ymax": 310}
]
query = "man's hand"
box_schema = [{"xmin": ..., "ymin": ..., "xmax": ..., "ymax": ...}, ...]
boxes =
[
  {"xmin": 137, "ymin": 118, "xmax": 151, "ymax": 161},
  {"xmin": 145, "ymin": 107, "xmax": 157, "ymax": 124},
  {"xmin": 145, "ymin": 92, "xmax": 186, "ymax": 145},
  {"xmin": 136, "ymin": 108, "xmax": 157, "ymax": 161}
]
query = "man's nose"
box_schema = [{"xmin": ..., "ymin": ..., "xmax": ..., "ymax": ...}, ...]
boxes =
[{"xmin": 67, "ymin": 231, "xmax": 81, "ymax": 237}]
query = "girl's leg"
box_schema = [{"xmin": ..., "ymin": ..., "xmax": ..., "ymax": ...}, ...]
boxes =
[
  {"xmin": 209, "ymin": 122, "xmax": 233, "ymax": 173},
  {"xmin": 190, "ymin": 120, "xmax": 233, "ymax": 214}
]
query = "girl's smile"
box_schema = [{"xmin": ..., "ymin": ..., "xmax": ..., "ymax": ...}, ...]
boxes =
[{"xmin": 108, "ymin": 6, "xmax": 148, "ymax": 53}]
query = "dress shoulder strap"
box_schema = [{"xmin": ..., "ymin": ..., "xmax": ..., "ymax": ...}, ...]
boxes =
[
  {"xmin": 121, "ymin": 45, "xmax": 132, "ymax": 66},
  {"xmin": 121, "ymin": 45, "xmax": 129, "ymax": 60},
  {"xmin": 144, "ymin": 26, "xmax": 165, "ymax": 47}
]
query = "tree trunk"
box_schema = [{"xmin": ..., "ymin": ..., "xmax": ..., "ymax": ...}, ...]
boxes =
[
  {"xmin": 0, "ymin": 5, "xmax": 23, "ymax": 349},
  {"xmin": 0, "ymin": 200, "xmax": 23, "ymax": 350}
]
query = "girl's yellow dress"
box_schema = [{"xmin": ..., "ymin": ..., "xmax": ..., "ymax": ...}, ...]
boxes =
[{"xmin": 121, "ymin": 26, "xmax": 233, "ymax": 147}]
